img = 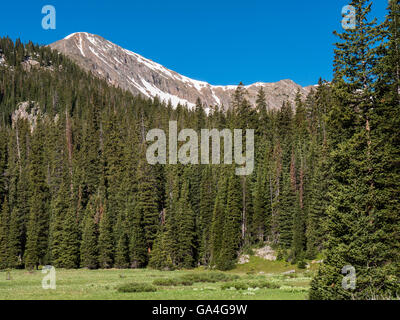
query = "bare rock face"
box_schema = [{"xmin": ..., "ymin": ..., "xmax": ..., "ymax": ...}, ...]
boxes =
[
  {"xmin": 50, "ymin": 32, "xmax": 312, "ymax": 110},
  {"xmin": 253, "ymin": 245, "xmax": 277, "ymax": 261},
  {"xmin": 21, "ymin": 58, "xmax": 40, "ymax": 72},
  {"xmin": 237, "ymin": 244, "xmax": 277, "ymax": 265},
  {"xmin": 12, "ymin": 101, "xmax": 41, "ymax": 132},
  {"xmin": 238, "ymin": 254, "xmax": 250, "ymax": 265}
]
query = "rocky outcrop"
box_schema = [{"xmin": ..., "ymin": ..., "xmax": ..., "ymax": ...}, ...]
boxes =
[
  {"xmin": 21, "ymin": 58, "xmax": 40, "ymax": 72},
  {"xmin": 238, "ymin": 245, "xmax": 277, "ymax": 265},
  {"xmin": 253, "ymin": 246, "xmax": 277, "ymax": 261},
  {"xmin": 50, "ymin": 32, "xmax": 313, "ymax": 111},
  {"xmin": 12, "ymin": 101, "xmax": 41, "ymax": 132}
]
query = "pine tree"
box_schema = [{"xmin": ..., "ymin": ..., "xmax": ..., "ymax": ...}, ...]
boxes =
[
  {"xmin": 129, "ymin": 203, "xmax": 148, "ymax": 268},
  {"xmin": 7, "ymin": 207, "xmax": 22, "ymax": 268},
  {"xmin": 310, "ymin": 0, "xmax": 399, "ymax": 299},
  {"xmin": 130, "ymin": 153, "xmax": 159, "ymax": 266},
  {"xmin": 176, "ymin": 176, "xmax": 196, "ymax": 268},
  {"xmin": 155, "ymin": 164, "xmax": 182, "ymax": 268},
  {"xmin": 149, "ymin": 228, "xmax": 173, "ymax": 270},
  {"xmin": 25, "ymin": 119, "xmax": 50, "ymax": 269},
  {"xmin": 305, "ymin": 145, "xmax": 329, "ymax": 259},
  {"xmin": 80, "ymin": 196, "xmax": 98, "ymax": 269},
  {"xmin": 11, "ymin": 164, "xmax": 30, "ymax": 268},
  {"xmin": 198, "ymin": 166, "xmax": 216, "ymax": 265},
  {"xmin": 278, "ymin": 168, "xmax": 295, "ymax": 249},
  {"xmin": 0, "ymin": 197, "xmax": 10, "ymax": 269},
  {"xmin": 81, "ymin": 104, "xmax": 102, "ymax": 201},
  {"xmin": 217, "ymin": 168, "xmax": 243, "ymax": 270},
  {"xmin": 252, "ymin": 141, "xmax": 272, "ymax": 243},
  {"xmin": 114, "ymin": 208, "xmax": 129, "ymax": 268},
  {"xmin": 291, "ymin": 193, "xmax": 305, "ymax": 262},
  {"xmin": 49, "ymin": 182, "xmax": 69, "ymax": 266},
  {"xmin": 98, "ymin": 199, "xmax": 114, "ymax": 268},
  {"xmin": 210, "ymin": 170, "xmax": 228, "ymax": 266},
  {"xmin": 59, "ymin": 205, "xmax": 80, "ymax": 268},
  {"xmin": 0, "ymin": 128, "xmax": 7, "ymax": 203}
]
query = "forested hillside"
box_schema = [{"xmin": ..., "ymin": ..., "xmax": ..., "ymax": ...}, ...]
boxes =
[{"xmin": 0, "ymin": 0, "xmax": 398, "ymax": 300}]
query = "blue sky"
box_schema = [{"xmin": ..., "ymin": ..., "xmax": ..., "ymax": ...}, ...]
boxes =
[{"xmin": 0, "ymin": 0, "xmax": 388, "ymax": 86}]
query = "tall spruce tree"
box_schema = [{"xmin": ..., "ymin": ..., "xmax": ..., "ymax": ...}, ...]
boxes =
[
  {"xmin": 310, "ymin": 0, "xmax": 400, "ymax": 299},
  {"xmin": 210, "ymin": 169, "xmax": 228, "ymax": 266},
  {"xmin": 0, "ymin": 197, "xmax": 9, "ymax": 269},
  {"xmin": 217, "ymin": 167, "xmax": 243, "ymax": 270},
  {"xmin": 80, "ymin": 195, "xmax": 99, "ymax": 269},
  {"xmin": 24, "ymin": 119, "xmax": 50, "ymax": 269},
  {"xmin": 98, "ymin": 198, "xmax": 114, "ymax": 268}
]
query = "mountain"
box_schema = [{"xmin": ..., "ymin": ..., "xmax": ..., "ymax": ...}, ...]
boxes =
[{"xmin": 50, "ymin": 32, "xmax": 312, "ymax": 110}]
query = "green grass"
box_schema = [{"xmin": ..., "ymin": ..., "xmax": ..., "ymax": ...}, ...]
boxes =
[
  {"xmin": 180, "ymin": 272, "xmax": 240, "ymax": 283},
  {"xmin": 232, "ymin": 256, "xmax": 303, "ymax": 274},
  {"xmin": 0, "ymin": 266, "xmax": 312, "ymax": 300}
]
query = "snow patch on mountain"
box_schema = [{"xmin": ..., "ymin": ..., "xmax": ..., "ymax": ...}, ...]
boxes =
[
  {"xmin": 77, "ymin": 34, "xmax": 85, "ymax": 57},
  {"xmin": 141, "ymin": 79, "xmax": 195, "ymax": 108}
]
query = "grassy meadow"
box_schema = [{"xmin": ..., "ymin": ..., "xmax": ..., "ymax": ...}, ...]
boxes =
[{"xmin": 0, "ymin": 258, "xmax": 316, "ymax": 300}]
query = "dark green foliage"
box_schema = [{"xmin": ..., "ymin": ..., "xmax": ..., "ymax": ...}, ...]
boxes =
[
  {"xmin": 49, "ymin": 182, "xmax": 69, "ymax": 267},
  {"xmin": 278, "ymin": 169, "xmax": 295, "ymax": 249},
  {"xmin": 114, "ymin": 210, "xmax": 130, "ymax": 269},
  {"xmin": 210, "ymin": 171, "xmax": 228, "ymax": 267},
  {"xmin": 297, "ymin": 260, "xmax": 307, "ymax": 269},
  {"xmin": 116, "ymin": 282, "xmax": 157, "ymax": 293},
  {"xmin": 59, "ymin": 206, "xmax": 80, "ymax": 268},
  {"xmin": 0, "ymin": 129, "xmax": 7, "ymax": 202},
  {"xmin": 217, "ymin": 169, "xmax": 243, "ymax": 270},
  {"xmin": 0, "ymin": 197, "xmax": 10, "ymax": 269},
  {"xmin": 175, "ymin": 176, "xmax": 196, "ymax": 268},
  {"xmin": 153, "ymin": 278, "xmax": 194, "ymax": 286},
  {"xmin": 198, "ymin": 166, "xmax": 216, "ymax": 264},
  {"xmin": 80, "ymin": 196, "xmax": 98, "ymax": 269},
  {"xmin": 7, "ymin": 207, "xmax": 22, "ymax": 268},
  {"xmin": 98, "ymin": 200, "xmax": 114, "ymax": 268},
  {"xmin": 24, "ymin": 119, "xmax": 50, "ymax": 269},
  {"xmin": 148, "ymin": 229, "xmax": 173, "ymax": 270},
  {"xmin": 131, "ymin": 154, "xmax": 159, "ymax": 265},
  {"xmin": 310, "ymin": 0, "xmax": 400, "ymax": 300}
]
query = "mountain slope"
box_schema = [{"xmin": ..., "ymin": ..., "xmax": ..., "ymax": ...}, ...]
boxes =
[{"xmin": 50, "ymin": 32, "xmax": 312, "ymax": 110}]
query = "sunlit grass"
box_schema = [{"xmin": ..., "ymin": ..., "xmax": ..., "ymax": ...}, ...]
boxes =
[{"xmin": 0, "ymin": 265, "xmax": 312, "ymax": 300}]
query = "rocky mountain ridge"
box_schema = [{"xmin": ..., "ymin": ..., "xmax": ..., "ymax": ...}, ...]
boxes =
[{"xmin": 50, "ymin": 32, "xmax": 313, "ymax": 111}]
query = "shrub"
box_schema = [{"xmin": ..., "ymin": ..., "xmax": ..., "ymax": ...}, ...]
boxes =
[
  {"xmin": 246, "ymin": 267, "xmax": 256, "ymax": 275},
  {"xmin": 297, "ymin": 260, "xmax": 307, "ymax": 269},
  {"xmin": 221, "ymin": 280, "xmax": 280, "ymax": 290},
  {"xmin": 116, "ymin": 282, "xmax": 157, "ymax": 293},
  {"xmin": 255, "ymin": 281, "xmax": 280, "ymax": 289},
  {"xmin": 153, "ymin": 278, "xmax": 194, "ymax": 286},
  {"xmin": 242, "ymin": 245, "xmax": 254, "ymax": 256}
]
